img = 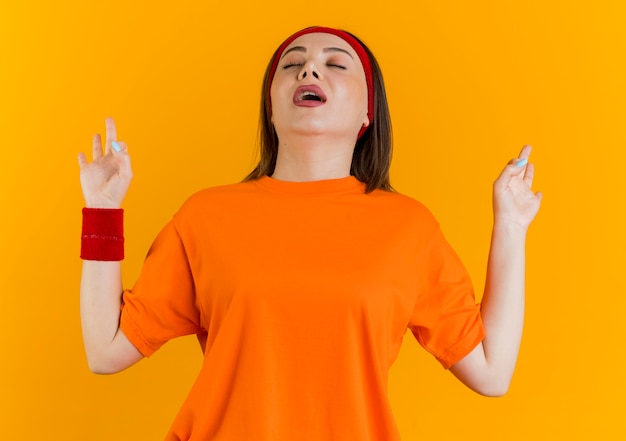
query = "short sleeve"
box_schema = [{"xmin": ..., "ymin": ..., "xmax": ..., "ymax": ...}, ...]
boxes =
[
  {"xmin": 408, "ymin": 225, "xmax": 485, "ymax": 369},
  {"xmin": 120, "ymin": 219, "xmax": 203, "ymax": 357}
]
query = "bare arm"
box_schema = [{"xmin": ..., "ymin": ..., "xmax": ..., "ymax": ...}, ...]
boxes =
[
  {"xmin": 450, "ymin": 145, "xmax": 542, "ymax": 396},
  {"xmin": 78, "ymin": 118, "xmax": 143, "ymax": 374}
]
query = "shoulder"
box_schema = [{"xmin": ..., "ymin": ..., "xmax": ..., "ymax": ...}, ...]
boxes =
[
  {"xmin": 369, "ymin": 189, "xmax": 439, "ymax": 224},
  {"xmin": 176, "ymin": 180, "xmax": 260, "ymax": 214},
  {"xmin": 351, "ymin": 189, "xmax": 442, "ymax": 242},
  {"xmin": 189, "ymin": 179, "xmax": 260, "ymax": 200},
  {"xmin": 166, "ymin": 180, "xmax": 263, "ymax": 233}
]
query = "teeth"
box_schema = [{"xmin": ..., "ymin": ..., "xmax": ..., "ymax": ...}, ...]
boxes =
[{"xmin": 299, "ymin": 91, "xmax": 320, "ymax": 100}]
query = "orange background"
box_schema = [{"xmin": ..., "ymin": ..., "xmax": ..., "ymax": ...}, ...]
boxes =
[{"xmin": 1, "ymin": 1, "xmax": 624, "ymax": 439}]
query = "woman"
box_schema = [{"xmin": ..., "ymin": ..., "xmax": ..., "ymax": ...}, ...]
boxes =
[{"xmin": 78, "ymin": 26, "xmax": 542, "ymax": 440}]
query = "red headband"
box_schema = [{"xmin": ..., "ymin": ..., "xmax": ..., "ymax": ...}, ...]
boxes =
[{"xmin": 268, "ymin": 26, "xmax": 374, "ymax": 139}]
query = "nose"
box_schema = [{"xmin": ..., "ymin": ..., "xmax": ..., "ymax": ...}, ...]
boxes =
[{"xmin": 298, "ymin": 62, "xmax": 321, "ymax": 80}]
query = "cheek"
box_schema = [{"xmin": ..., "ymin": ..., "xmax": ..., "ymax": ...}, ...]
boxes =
[
  {"xmin": 269, "ymin": 86, "xmax": 280, "ymax": 123},
  {"xmin": 269, "ymin": 81, "xmax": 286, "ymax": 126},
  {"xmin": 270, "ymin": 80, "xmax": 287, "ymax": 111},
  {"xmin": 343, "ymin": 77, "xmax": 368, "ymax": 103},
  {"xmin": 345, "ymin": 82, "xmax": 368, "ymax": 115},
  {"xmin": 269, "ymin": 83, "xmax": 277, "ymax": 109}
]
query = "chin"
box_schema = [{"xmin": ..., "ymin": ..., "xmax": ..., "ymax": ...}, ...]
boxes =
[
  {"xmin": 292, "ymin": 121, "xmax": 359, "ymax": 137},
  {"xmin": 275, "ymin": 122, "xmax": 325, "ymax": 137}
]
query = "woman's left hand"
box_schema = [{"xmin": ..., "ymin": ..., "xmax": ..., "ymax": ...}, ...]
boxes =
[{"xmin": 493, "ymin": 145, "xmax": 543, "ymax": 231}]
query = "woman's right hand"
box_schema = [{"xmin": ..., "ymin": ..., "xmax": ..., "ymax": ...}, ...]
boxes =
[{"xmin": 78, "ymin": 118, "xmax": 133, "ymax": 208}]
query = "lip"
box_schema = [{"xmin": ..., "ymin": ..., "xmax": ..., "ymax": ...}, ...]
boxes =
[{"xmin": 293, "ymin": 85, "xmax": 327, "ymax": 107}]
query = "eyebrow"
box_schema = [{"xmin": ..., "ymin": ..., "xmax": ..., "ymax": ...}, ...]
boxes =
[{"xmin": 280, "ymin": 46, "xmax": 354, "ymax": 59}]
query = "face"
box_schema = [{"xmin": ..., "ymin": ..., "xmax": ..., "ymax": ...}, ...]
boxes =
[{"xmin": 270, "ymin": 33, "xmax": 370, "ymax": 141}]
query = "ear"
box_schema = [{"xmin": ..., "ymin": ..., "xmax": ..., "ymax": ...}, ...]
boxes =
[{"xmin": 362, "ymin": 115, "xmax": 370, "ymax": 128}]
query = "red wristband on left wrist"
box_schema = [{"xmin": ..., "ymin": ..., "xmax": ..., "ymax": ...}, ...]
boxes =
[{"xmin": 80, "ymin": 208, "xmax": 124, "ymax": 261}]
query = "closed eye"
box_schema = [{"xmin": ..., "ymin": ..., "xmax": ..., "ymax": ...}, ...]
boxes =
[
  {"xmin": 327, "ymin": 64, "xmax": 346, "ymax": 69},
  {"xmin": 282, "ymin": 63, "xmax": 303, "ymax": 69}
]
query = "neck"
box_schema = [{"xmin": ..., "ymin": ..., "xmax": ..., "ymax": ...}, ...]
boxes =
[{"xmin": 271, "ymin": 133, "xmax": 356, "ymax": 182}]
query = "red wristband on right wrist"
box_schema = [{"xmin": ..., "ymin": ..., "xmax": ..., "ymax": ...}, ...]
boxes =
[{"xmin": 81, "ymin": 208, "xmax": 125, "ymax": 261}]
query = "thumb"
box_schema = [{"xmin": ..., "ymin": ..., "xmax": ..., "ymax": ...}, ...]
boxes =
[
  {"xmin": 494, "ymin": 157, "xmax": 527, "ymax": 191},
  {"xmin": 111, "ymin": 141, "xmax": 133, "ymax": 178},
  {"xmin": 111, "ymin": 140, "xmax": 127, "ymax": 153}
]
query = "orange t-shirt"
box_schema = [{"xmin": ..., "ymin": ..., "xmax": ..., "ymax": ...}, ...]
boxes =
[{"xmin": 120, "ymin": 176, "xmax": 484, "ymax": 440}]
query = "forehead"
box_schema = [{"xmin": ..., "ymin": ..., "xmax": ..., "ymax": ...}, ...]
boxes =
[{"xmin": 283, "ymin": 32, "xmax": 356, "ymax": 56}]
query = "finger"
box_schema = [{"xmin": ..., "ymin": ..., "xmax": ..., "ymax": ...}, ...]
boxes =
[
  {"xmin": 507, "ymin": 145, "xmax": 532, "ymax": 167},
  {"xmin": 92, "ymin": 133, "xmax": 102, "ymax": 159},
  {"xmin": 112, "ymin": 141, "xmax": 133, "ymax": 179},
  {"xmin": 518, "ymin": 144, "xmax": 532, "ymax": 160},
  {"xmin": 496, "ymin": 146, "xmax": 533, "ymax": 190},
  {"xmin": 112, "ymin": 140, "xmax": 129, "ymax": 155},
  {"xmin": 523, "ymin": 162, "xmax": 535, "ymax": 187},
  {"xmin": 494, "ymin": 159, "xmax": 527, "ymax": 190},
  {"xmin": 105, "ymin": 117, "xmax": 117, "ymax": 155},
  {"xmin": 78, "ymin": 152, "xmax": 88, "ymax": 169},
  {"xmin": 503, "ymin": 160, "xmax": 527, "ymax": 177}
]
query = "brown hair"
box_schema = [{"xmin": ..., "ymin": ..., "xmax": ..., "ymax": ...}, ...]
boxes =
[{"xmin": 243, "ymin": 31, "xmax": 393, "ymax": 193}]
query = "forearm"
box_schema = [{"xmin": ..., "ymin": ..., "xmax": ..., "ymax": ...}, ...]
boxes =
[
  {"xmin": 79, "ymin": 260, "xmax": 125, "ymax": 373},
  {"xmin": 450, "ymin": 221, "xmax": 527, "ymax": 396},
  {"xmin": 480, "ymin": 221, "xmax": 527, "ymax": 385},
  {"xmin": 80, "ymin": 261, "xmax": 122, "ymax": 365}
]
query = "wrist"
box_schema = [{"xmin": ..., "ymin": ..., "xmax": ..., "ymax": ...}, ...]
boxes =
[
  {"xmin": 492, "ymin": 219, "xmax": 528, "ymax": 241},
  {"xmin": 81, "ymin": 208, "xmax": 125, "ymax": 261},
  {"xmin": 84, "ymin": 199, "xmax": 122, "ymax": 209}
]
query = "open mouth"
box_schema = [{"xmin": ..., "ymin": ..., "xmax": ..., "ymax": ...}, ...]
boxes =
[
  {"xmin": 298, "ymin": 91, "xmax": 323, "ymax": 102},
  {"xmin": 293, "ymin": 85, "xmax": 327, "ymax": 104}
]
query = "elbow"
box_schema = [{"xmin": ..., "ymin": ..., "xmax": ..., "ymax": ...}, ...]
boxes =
[
  {"xmin": 451, "ymin": 359, "xmax": 513, "ymax": 397},
  {"xmin": 85, "ymin": 352, "xmax": 126, "ymax": 375},
  {"xmin": 88, "ymin": 363, "xmax": 118, "ymax": 376},
  {"xmin": 473, "ymin": 376, "xmax": 512, "ymax": 397},
  {"xmin": 87, "ymin": 358, "xmax": 120, "ymax": 375},
  {"xmin": 83, "ymin": 331, "xmax": 143, "ymax": 374},
  {"xmin": 477, "ymin": 383, "xmax": 510, "ymax": 397}
]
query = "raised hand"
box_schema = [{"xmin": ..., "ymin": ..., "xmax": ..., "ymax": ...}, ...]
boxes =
[
  {"xmin": 78, "ymin": 118, "xmax": 133, "ymax": 208},
  {"xmin": 493, "ymin": 145, "xmax": 542, "ymax": 231}
]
